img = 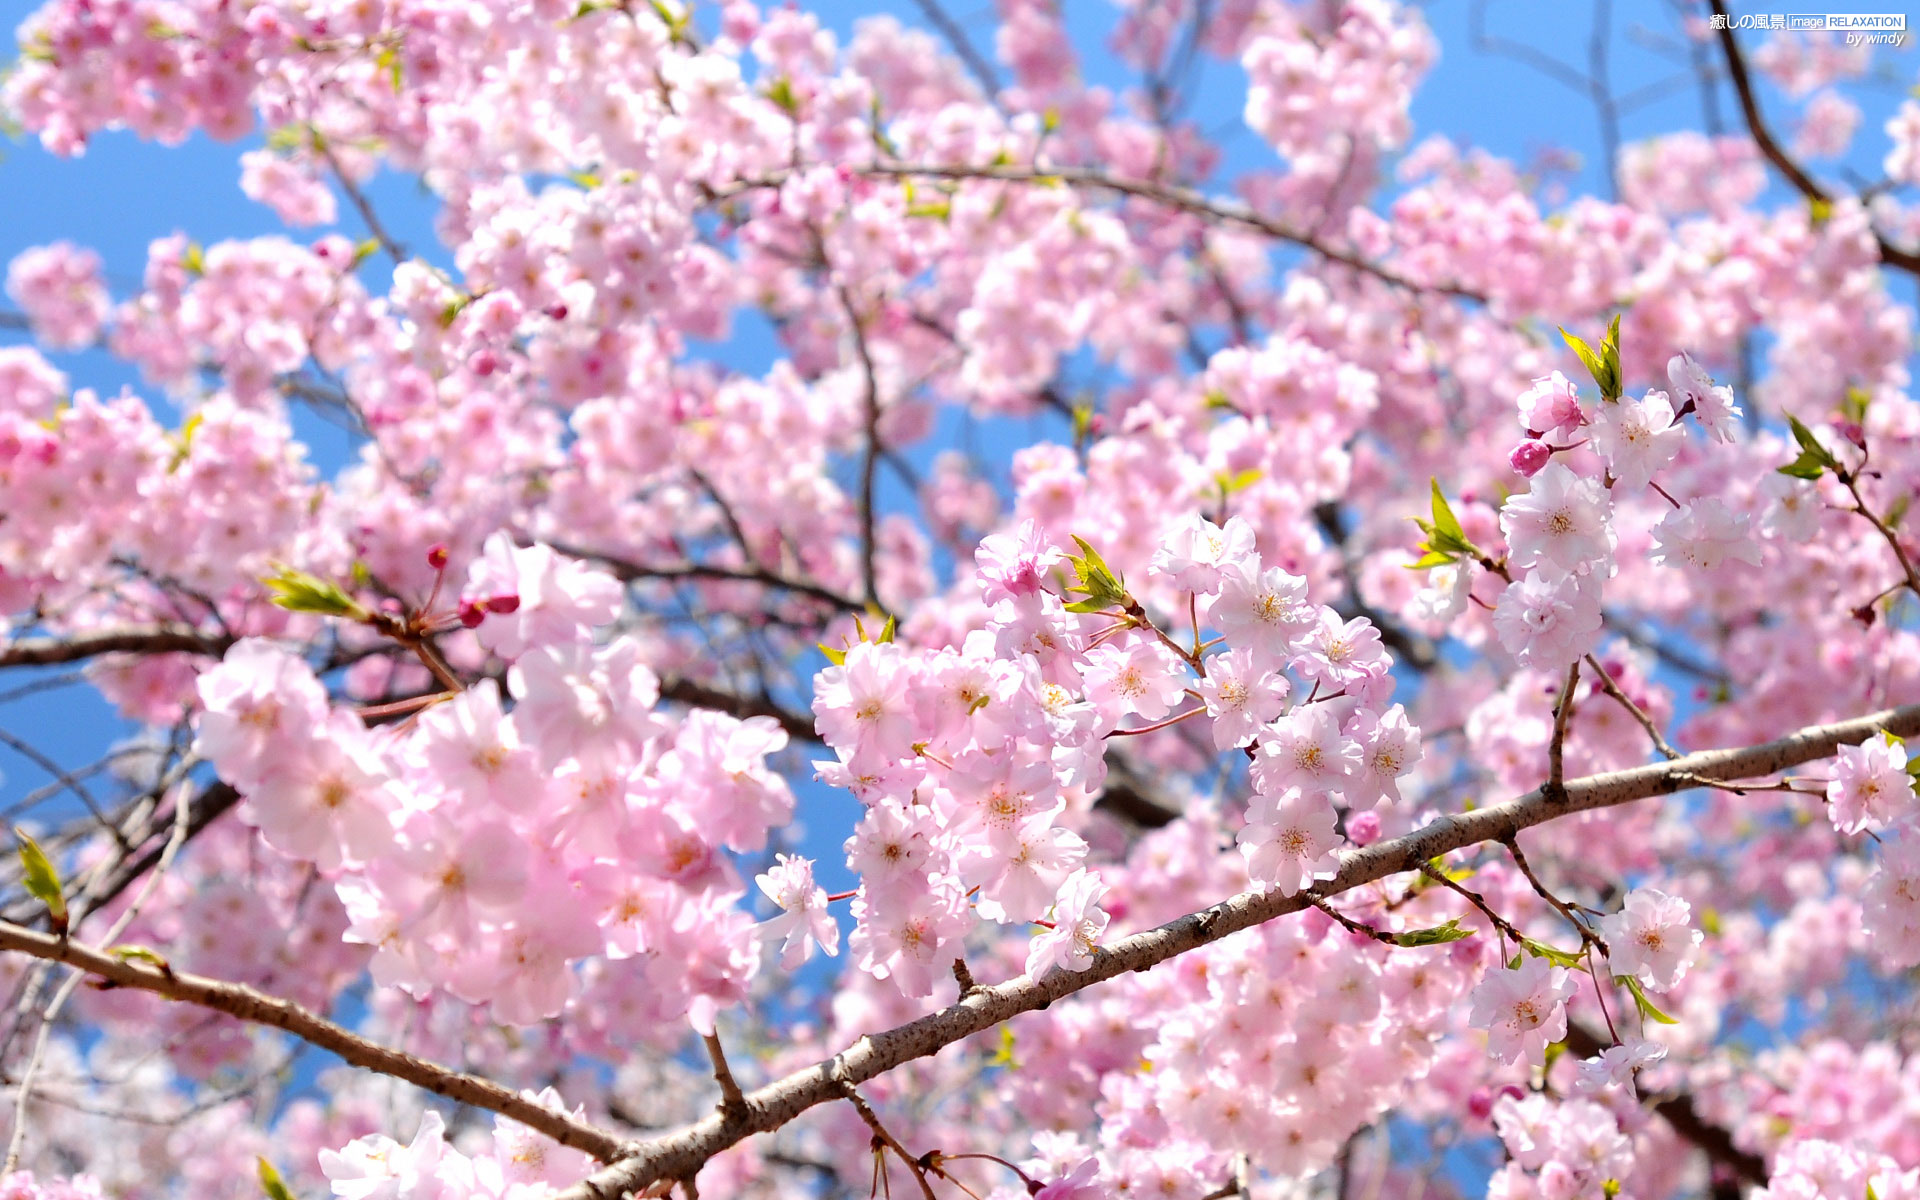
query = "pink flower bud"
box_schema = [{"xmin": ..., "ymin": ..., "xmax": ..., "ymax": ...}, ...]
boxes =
[
  {"xmin": 458, "ymin": 599, "xmax": 487, "ymax": 628},
  {"xmin": 1509, "ymin": 438, "xmax": 1553, "ymax": 477},
  {"xmin": 484, "ymin": 593, "xmax": 521, "ymax": 614},
  {"xmin": 1839, "ymin": 420, "xmax": 1867, "ymax": 449},
  {"xmin": 1346, "ymin": 809, "xmax": 1382, "ymax": 846},
  {"xmin": 1467, "ymin": 1087, "xmax": 1495, "ymax": 1122},
  {"xmin": 544, "ymin": 303, "xmax": 568, "ymax": 321},
  {"xmin": 426, "ymin": 543, "xmax": 449, "ymax": 570},
  {"xmin": 469, "ymin": 349, "xmax": 498, "ymax": 377}
]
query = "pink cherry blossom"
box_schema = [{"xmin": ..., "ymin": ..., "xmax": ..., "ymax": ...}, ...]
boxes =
[
  {"xmin": 1599, "ymin": 887, "xmax": 1702, "ymax": 990},
  {"xmin": 1468, "ymin": 958, "xmax": 1577, "ymax": 1066},
  {"xmin": 1826, "ymin": 732, "xmax": 1916, "ymax": 834}
]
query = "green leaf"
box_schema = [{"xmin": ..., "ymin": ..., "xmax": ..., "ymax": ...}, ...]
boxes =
[
  {"xmin": 1603, "ymin": 1180, "xmax": 1621, "ymax": 1199},
  {"xmin": 1788, "ymin": 414, "xmax": 1838, "ymax": 462},
  {"xmin": 15, "ymin": 830, "xmax": 66, "ymax": 932},
  {"xmin": 817, "ymin": 642, "xmax": 846, "ymax": 666},
  {"xmin": 988, "ymin": 1025, "xmax": 1018, "ymax": 1069},
  {"xmin": 374, "ymin": 43, "xmax": 402, "ymax": 94},
  {"xmin": 258, "ymin": 1156, "xmax": 298, "ymax": 1200},
  {"xmin": 1041, "ymin": 107, "xmax": 1060, "ymax": 134},
  {"xmin": 1559, "ymin": 327, "xmax": 1607, "ymax": 395},
  {"xmin": 764, "ymin": 75, "xmax": 800, "ymax": 116},
  {"xmin": 1201, "ymin": 391, "xmax": 1236, "ymax": 413},
  {"xmin": 182, "ymin": 242, "xmax": 206, "ymax": 276},
  {"xmin": 1618, "ymin": 974, "xmax": 1679, "ymax": 1024},
  {"xmin": 1777, "ymin": 452, "xmax": 1828, "ymax": 480},
  {"xmin": 109, "ymin": 944, "xmax": 172, "ymax": 972},
  {"xmin": 1216, "ymin": 467, "xmax": 1262, "ymax": 496},
  {"xmin": 904, "ymin": 200, "xmax": 952, "ymax": 220},
  {"xmin": 1779, "ymin": 414, "xmax": 1841, "ymax": 480},
  {"xmin": 261, "ymin": 566, "xmax": 369, "ymax": 621},
  {"xmin": 1064, "ymin": 535, "xmax": 1126, "ymax": 610},
  {"xmin": 1809, "ymin": 195, "xmax": 1834, "ymax": 228},
  {"xmin": 1520, "ymin": 938, "xmax": 1585, "ymax": 970},
  {"xmin": 876, "ymin": 613, "xmax": 896, "ymax": 645},
  {"xmin": 1072, "ymin": 403, "xmax": 1095, "ymax": 447},
  {"xmin": 1062, "ymin": 596, "xmax": 1118, "ymax": 614},
  {"xmin": 1391, "ymin": 918, "xmax": 1475, "ymax": 947},
  {"xmin": 1429, "ymin": 478, "xmax": 1465, "ymax": 542}
]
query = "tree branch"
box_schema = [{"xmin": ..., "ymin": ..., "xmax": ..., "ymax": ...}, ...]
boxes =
[
  {"xmin": 711, "ymin": 164, "xmax": 1482, "ymax": 300},
  {"xmin": 0, "ymin": 627, "xmax": 231, "ymax": 669},
  {"xmin": 0, "ymin": 920, "xmax": 631, "ymax": 1161},
  {"xmin": 1710, "ymin": 0, "xmax": 1920, "ymax": 276},
  {"xmin": 558, "ymin": 702, "xmax": 1920, "ymax": 1198}
]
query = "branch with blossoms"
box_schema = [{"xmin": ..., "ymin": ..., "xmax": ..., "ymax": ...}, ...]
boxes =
[{"xmin": 557, "ymin": 700, "xmax": 1920, "ymax": 1198}]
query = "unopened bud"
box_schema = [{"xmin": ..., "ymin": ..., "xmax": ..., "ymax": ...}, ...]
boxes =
[
  {"xmin": 469, "ymin": 349, "xmax": 498, "ymax": 377},
  {"xmin": 458, "ymin": 599, "xmax": 487, "ymax": 628},
  {"xmin": 1346, "ymin": 809, "xmax": 1382, "ymax": 846},
  {"xmin": 485, "ymin": 593, "xmax": 521, "ymax": 614},
  {"xmin": 426, "ymin": 543, "xmax": 449, "ymax": 570},
  {"xmin": 1839, "ymin": 420, "xmax": 1867, "ymax": 450},
  {"xmin": 1509, "ymin": 438, "xmax": 1553, "ymax": 477}
]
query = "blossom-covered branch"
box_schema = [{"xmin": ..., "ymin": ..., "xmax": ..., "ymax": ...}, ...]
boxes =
[{"xmin": 562, "ymin": 700, "xmax": 1920, "ymax": 1197}]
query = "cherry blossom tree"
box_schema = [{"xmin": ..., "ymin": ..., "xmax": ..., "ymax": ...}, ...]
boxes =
[{"xmin": 0, "ymin": 1, "xmax": 1918, "ymax": 1198}]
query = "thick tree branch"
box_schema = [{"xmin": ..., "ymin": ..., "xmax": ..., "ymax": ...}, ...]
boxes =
[
  {"xmin": 0, "ymin": 627, "xmax": 230, "ymax": 668},
  {"xmin": 0, "ymin": 920, "xmax": 630, "ymax": 1161},
  {"xmin": 559, "ymin": 702, "xmax": 1920, "ymax": 1198}
]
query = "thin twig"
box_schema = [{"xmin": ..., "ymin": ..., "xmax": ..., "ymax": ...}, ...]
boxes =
[
  {"xmin": 1583, "ymin": 654, "xmax": 1680, "ymax": 760},
  {"xmin": 836, "ymin": 283, "xmax": 886, "ymax": 613},
  {"xmin": 1548, "ymin": 661, "xmax": 1581, "ymax": 791},
  {"xmin": 701, "ymin": 1033, "xmax": 747, "ymax": 1119},
  {"xmin": 1501, "ymin": 835, "xmax": 1605, "ymax": 954},
  {"xmin": 836, "ymin": 1084, "xmax": 936, "ymax": 1200},
  {"xmin": 315, "ymin": 138, "xmax": 408, "ymax": 264},
  {"xmin": 711, "ymin": 164, "xmax": 1482, "ymax": 300}
]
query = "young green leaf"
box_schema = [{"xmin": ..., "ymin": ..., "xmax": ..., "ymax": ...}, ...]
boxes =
[
  {"xmin": 109, "ymin": 944, "xmax": 173, "ymax": 973},
  {"xmin": 15, "ymin": 829, "xmax": 66, "ymax": 934},
  {"xmin": 817, "ymin": 642, "xmax": 846, "ymax": 666},
  {"xmin": 258, "ymin": 1156, "xmax": 298, "ymax": 1200},
  {"xmin": 1391, "ymin": 918, "xmax": 1475, "ymax": 947},
  {"xmin": 1429, "ymin": 478, "xmax": 1465, "ymax": 542},
  {"xmin": 1778, "ymin": 414, "xmax": 1841, "ymax": 480},
  {"xmin": 261, "ymin": 566, "xmax": 370, "ymax": 621},
  {"xmin": 1520, "ymin": 938, "xmax": 1585, "ymax": 970},
  {"xmin": 1559, "ymin": 326, "xmax": 1608, "ymax": 397},
  {"xmin": 1618, "ymin": 974, "xmax": 1680, "ymax": 1024}
]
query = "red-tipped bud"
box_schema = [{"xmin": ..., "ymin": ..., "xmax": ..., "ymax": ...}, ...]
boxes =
[
  {"xmin": 544, "ymin": 302, "xmax": 568, "ymax": 321},
  {"xmin": 458, "ymin": 599, "xmax": 487, "ymax": 628},
  {"xmin": 470, "ymin": 348, "xmax": 498, "ymax": 377},
  {"xmin": 1509, "ymin": 438, "xmax": 1553, "ymax": 477},
  {"xmin": 1839, "ymin": 420, "xmax": 1867, "ymax": 450},
  {"xmin": 485, "ymin": 593, "xmax": 521, "ymax": 614},
  {"xmin": 426, "ymin": 542, "xmax": 450, "ymax": 570}
]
